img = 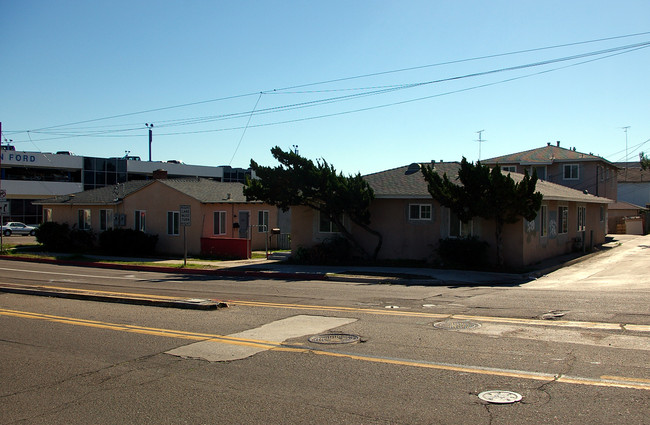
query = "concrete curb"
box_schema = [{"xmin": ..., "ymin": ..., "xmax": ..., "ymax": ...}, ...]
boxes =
[
  {"xmin": 0, "ymin": 283, "xmax": 227, "ymax": 310},
  {"xmin": 0, "ymin": 255, "xmax": 329, "ymax": 281}
]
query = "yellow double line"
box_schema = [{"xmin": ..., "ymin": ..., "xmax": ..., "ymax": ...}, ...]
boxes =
[
  {"xmin": 4, "ymin": 283, "xmax": 648, "ymax": 332},
  {"xmin": 230, "ymin": 300, "xmax": 650, "ymax": 332},
  {"xmin": 1, "ymin": 307, "xmax": 648, "ymax": 391}
]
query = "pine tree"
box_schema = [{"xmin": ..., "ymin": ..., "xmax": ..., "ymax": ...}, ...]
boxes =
[
  {"xmin": 244, "ymin": 146, "xmax": 382, "ymax": 259},
  {"xmin": 422, "ymin": 157, "xmax": 543, "ymax": 266}
]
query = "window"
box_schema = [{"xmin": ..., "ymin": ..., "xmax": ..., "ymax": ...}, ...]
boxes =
[
  {"xmin": 409, "ymin": 204, "xmax": 432, "ymax": 220},
  {"xmin": 99, "ymin": 209, "xmax": 113, "ymax": 231},
  {"xmin": 501, "ymin": 165, "xmax": 516, "ymax": 173},
  {"xmin": 134, "ymin": 210, "xmax": 146, "ymax": 232},
  {"xmin": 43, "ymin": 208, "xmax": 52, "ymax": 223},
  {"xmin": 258, "ymin": 210, "xmax": 269, "ymax": 232},
  {"xmin": 531, "ymin": 166, "xmax": 546, "ymax": 180},
  {"xmin": 167, "ymin": 211, "xmax": 180, "ymax": 235},
  {"xmin": 577, "ymin": 206, "xmax": 586, "ymax": 232},
  {"xmin": 563, "ymin": 164, "xmax": 579, "ymax": 180},
  {"xmin": 540, "ymin": 205, "xmax": 548, "ymax": 237},
  {"xmin": 558, "ymin": 206, "xmax": 568, "ymax": 234},
  {"xmin": 449, "ymin": 211, "xmax": 473, "ymax": 238},
  {"xmin": 319, "ymin": 212, "xmax": 343, "ymax": 233},
  {"xmin": 213, "ymin": 211, "xmax": 226, "ymax": 235},
  {"xmin": 78, "ymin": 209, "xmax": 91, "ymax": 230}
]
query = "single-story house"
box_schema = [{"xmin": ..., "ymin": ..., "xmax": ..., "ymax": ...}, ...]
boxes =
[
  {"xmin": 291, "ymin": 162, "xmax": 612, "ymax": 268},
  {"xmin": 34, "ymin": 174, "xmax": 281, "ymax": 257}
]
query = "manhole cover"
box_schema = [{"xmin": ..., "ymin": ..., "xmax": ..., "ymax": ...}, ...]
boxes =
[
  {"xmin": 433, "ymin": 320, "xmax": 481, "ymax": 330},
  {"xmin": 308, "ymin": 333, "xmax": 361, "ymax": 344},
  {"xmin": 478, "ymin": 390, "xmax": 523, "ymax": 404}
]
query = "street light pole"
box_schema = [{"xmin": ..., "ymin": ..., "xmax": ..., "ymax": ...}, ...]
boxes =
[
  {"xmin": 145, "ymin": 123, "xmax": 154, "ymax": 161},
  {"xmin": 622, "ymin": 126, "xmax": 630, "ymax": 180}
]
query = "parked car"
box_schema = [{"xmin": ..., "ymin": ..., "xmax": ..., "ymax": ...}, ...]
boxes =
[{"xmin": 2, "ymin": 222, "xmax": 37, "ymax": 236}]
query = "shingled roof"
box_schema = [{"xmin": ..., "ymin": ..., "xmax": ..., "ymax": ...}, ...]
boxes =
[
  {"xmin": 34, "ymin": 180, "xmax": 153, "ymax": 205},
  {"xmin": 615, "ymin": 163, "xmax": 650, "ymax": 183},
  {"xmin": 35, "ymin": 178, "xmax": 255, "ymax": 205},
  {"xmin": 482, "ymin": 144, "xmax": 614, "ymax": 166},
  {"xmin": 363, "ymin": 162, "xmax": 460, "ymax": 198},
  {"xmin": 363, "ymin": 162, "xmax": 611, "ymax": 204},
  {"xmin": 158, "ymin": 179, "xmax": 252, "ymax": 203}
]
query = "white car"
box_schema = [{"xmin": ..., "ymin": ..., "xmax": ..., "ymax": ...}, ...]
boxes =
[{"xmin": 2, "ymin": 222, "xmax": 37, "ymax": 236}]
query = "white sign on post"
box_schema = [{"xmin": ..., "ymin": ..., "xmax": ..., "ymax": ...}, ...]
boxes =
[
  {"xmin": 0, "ymin": 201, "xmax": 10, "ymax": 215},
  {"xmin": 180, "ymin": 205, "xmax": 191, "ymax": 226},
  {"xmin": 179, "ymin": 205, "xmax": 191, "ymax": 267}
]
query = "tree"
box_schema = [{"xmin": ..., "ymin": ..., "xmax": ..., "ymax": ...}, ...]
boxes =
[
  {"xmin": 244, "ymin": 146, "xmax": 382, "ymax": 259},
  {"xmin": 421, "ymin": 157, "xmax": 543, "ymax": 267},
  {"xmin": 640, "ymin": 152, "xmax": 650, "ymax": 170}
]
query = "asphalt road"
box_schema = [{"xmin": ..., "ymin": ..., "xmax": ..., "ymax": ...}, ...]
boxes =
[{"xmin": 1, "ymin": 240, "xmax": 649, "ymax": 424}]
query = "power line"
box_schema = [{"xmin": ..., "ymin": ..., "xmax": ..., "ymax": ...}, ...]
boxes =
[
  {"xmin": 266, "ymin": 30, "xmax": 650, "ymax": 93},
  {"xmin": 228, "ymin": 93, "xmax": 263, "ymax": 166},
  {"xmin": 6, "ymin": 31, "xmax": 650, "ymax": 135},
  {"xmin": 9, "ymin": 42, "xmax": 649, "ymax": 146}
]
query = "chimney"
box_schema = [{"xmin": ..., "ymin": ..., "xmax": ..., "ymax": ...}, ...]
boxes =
[
  {"xmin": 153, "ymin": 169, "xmax": 168, "ymax": 180},
  {"xmin": 556, "ymin": 141, "xmax": 560, "ymax": 147},
  {"xmin": 547, "ymin": 142, "xmax": 551, "ymax": 146}
]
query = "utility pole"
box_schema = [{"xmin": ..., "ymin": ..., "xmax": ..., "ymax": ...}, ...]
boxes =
[
  {"xmin": 145, "ymin": 123, "xmax": 154, "ymax": 161},
  {"xmin": 475, "ymin": 130, "xmax": 486, "ymax": 161},
  {"xmin": 622, "ymin": 126, "xmax": 630, "ymax": 180}
]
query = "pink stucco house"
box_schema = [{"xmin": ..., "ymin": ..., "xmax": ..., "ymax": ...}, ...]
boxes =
[
  {"xmin": 291, "ymin": 162, "xmax": 612, "ymax": 268},
  {"xmin": 35, "ymin": 177, "xmax": 280, "ymax": 257}
]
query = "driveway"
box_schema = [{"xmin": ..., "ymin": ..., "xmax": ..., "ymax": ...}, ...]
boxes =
[{"xmin": 524, "ymin": 234, "xmax": 650, "ymax": 291}]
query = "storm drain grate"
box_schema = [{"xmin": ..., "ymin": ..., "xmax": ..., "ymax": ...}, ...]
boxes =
[
  {"xmin": 478, "ymin": 390, "xmax": 523, "ymax": 404},
  {"xmin": 308, "ymin": 333, "xmax": 361, "ymax": 344},
  {"xmin": 433, "ymin": 320, "xmax": 481, "ymax": 330}
]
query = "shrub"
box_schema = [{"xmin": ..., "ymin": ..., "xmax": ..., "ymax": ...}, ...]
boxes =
[
  {"xmin": 35, "ymin": 222, "xmax": 72, "ymax": 251},
  {"xmin": 99, "ymin": 228, "xmax": 158, "ymax": 256},
  {"xmin": 34, "ymin": 222, "xmax": 95, "ymax": 252},
  {"xmin": 437, "ymin": 236, "xmax": 489, "ymax": 268}
]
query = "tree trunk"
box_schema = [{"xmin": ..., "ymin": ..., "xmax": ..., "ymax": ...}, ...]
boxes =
[
  {"xmin": 330, "ymin": 215, "xmax": 372, "ymax": 259},
  {"xmin": 352, "ymin": 220, "xmax": 383, "ymax": 260}
]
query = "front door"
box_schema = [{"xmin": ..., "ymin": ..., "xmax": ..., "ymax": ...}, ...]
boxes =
[{"xmin": 238, "ymin": 211, "xmax": 250, "ymax": 238}]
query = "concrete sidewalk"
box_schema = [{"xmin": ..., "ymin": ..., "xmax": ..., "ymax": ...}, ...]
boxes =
[
  {"xmin": 1, "ymin": 235, "xmax": 636, "ymax": 309},
  {"xmin": 0, "ymin": 246, "xmax": 602, "ymax": 286}
]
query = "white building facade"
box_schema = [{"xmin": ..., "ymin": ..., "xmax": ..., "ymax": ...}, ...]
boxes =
[{"xmin": 0, "ymin": 148, "xmax": 250, "ymax": 224}]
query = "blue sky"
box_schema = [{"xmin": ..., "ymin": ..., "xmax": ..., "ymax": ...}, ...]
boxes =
[{"xmin": 2, "ymin": 1, "xmax": 649, "ymax": 175}]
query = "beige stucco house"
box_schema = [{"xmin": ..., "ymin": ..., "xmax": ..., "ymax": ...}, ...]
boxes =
[
  {"xmin": 35, "ymin": 176, "xmax": 280, "ymax": 257},
  {"xmin": 292, "ymin": 162, "xmax": 612, "ymax": 268}
]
